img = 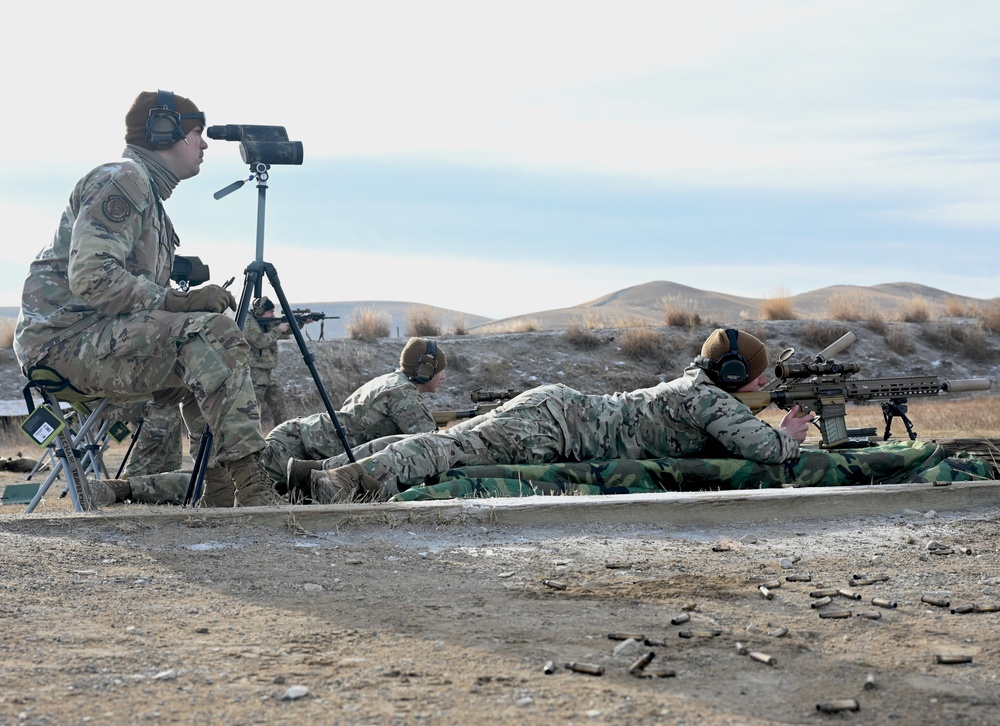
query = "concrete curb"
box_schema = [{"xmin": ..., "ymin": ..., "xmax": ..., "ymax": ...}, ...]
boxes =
[{"xmin": 3, "ymin": 480, "xmax": 999, "ymax": 534}]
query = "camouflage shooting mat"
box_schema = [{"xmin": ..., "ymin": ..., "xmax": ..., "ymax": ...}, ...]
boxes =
[{"xmin": 390, "ymin": 439, "xmax": 994, "ymax": 502}]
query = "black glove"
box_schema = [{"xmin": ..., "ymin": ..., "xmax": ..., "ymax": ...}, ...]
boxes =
[{"xmin": 162, "ymin": 285, "xmax": 236, "ymax": 314}]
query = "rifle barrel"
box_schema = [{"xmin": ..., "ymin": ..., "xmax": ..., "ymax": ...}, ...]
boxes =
[{"xmin": 941, "ymin": 378, "xmax": 992, "ymax": 393}]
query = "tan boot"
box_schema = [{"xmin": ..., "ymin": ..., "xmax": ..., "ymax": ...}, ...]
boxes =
[
  {"xmin": 198, "ymin": 466, "xmax": 236, "ymax": 508},
  {"xmin": 227, "ymin": 451, "xmax": 283, "ymax": 507},
  {"xmin": 286, "ymin": 458, "xmax": 325, "ymax": 503},
  {"xmin": 310, "ymin": 463, "xmax": 382, "ymax": 504},
  {"xmin": 90, "ymin": 478, "xmax": 132, "ymax": 506}
]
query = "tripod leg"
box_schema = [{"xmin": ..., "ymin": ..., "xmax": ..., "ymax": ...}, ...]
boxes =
[{"xmin": 259, "ymin": 261, "xmax": 357, "ymax": 463}]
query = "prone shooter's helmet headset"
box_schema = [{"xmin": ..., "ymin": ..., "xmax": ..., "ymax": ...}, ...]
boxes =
[
  {"xmin": 709, "ymin": 328, "xmax": 752, "ymax": 391},
  {"xmin": 411, "ymin": 340, "xmax": 439, "ymax": 384},
  {"xmin": 145, "ymin": 90, "xmax": 206, "ymax": 149}
]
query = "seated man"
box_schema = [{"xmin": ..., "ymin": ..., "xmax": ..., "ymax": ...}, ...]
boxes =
[{"xmin": 295, "ymin": 329, "xmax": 814, "ymax": 503}]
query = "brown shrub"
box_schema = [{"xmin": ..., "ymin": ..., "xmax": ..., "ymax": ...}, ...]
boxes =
[
  {"xmin": 975, "ymin": 298, "xmax": 1000, "ymax": 333},
  {"xmin": 620, "ymin": 328, "xmax": 665, "ymax": 362},
  {"xmin": 406, "ymin": 307, "xmax": 441, "ymax": 337},
  {"xmin": 346, "ymin": 306, "xmax": 391, "ymax": 342},
  {"xmin": 565, "ymin": 322, "xmax": 603, "ymax": 350},
  {"xmin": 885, "ymin": 326, "xmax": 914, "ymax": 355},
  {"xmin": 661, "ymin": 296, "xmax": 702, "ymax": 328},
  {"xmin": 897, "ymin": 295, "xmax": 932, "ymax": 323},
  {"xmin": 827, "ymin": 291, "xmax": 881, "ymax": 322},
  {"xmin": 0, "ymin": 318, "xmax": 14, "ymax": 349},
  {"xmin": 799, "ymin": 322, "xmax": 853, "ymax": 352},
  {"xmin": 760, "ymin": 289, "xmax": 796, "ymax": 321}
]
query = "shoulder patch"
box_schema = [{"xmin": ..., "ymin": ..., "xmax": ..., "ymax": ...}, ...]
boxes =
[{"xmin": 102, "ymin": 194, "xmax": 132, "ymax": 224}]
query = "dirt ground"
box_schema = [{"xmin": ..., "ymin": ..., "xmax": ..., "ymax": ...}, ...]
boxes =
[{"xmin": 1, "ymin": 445, "xmax": 998, "ymax": 726}]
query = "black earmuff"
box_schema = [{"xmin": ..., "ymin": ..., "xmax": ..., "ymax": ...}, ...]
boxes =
[
  {"xmin": 412, "ymin": 340, "xmax": 439, "ymax": 384},
  {"xmin": 145, "ymin": 89, "xmax": 205, "ymax": 148},
  {"xmin": 713, "ymin": 329, "xmax": 751, "ymax": 390}
]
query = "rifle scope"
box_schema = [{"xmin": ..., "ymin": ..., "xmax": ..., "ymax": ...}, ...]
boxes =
[{"xmin": 774, "ymin": 361, "xmax": 862, "ymax": 380}]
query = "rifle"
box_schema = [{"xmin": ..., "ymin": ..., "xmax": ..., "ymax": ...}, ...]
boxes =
[
  {"xmin": 433, "ymin": 388, "xmax": 521, "ymax": 427},
  {"xmin": 735, "ymin": 332, "xmax": 992, "ymax": 448},
  {"xmin": 255, "ymin": 308, "xmax": 337, "ymax": 327}
]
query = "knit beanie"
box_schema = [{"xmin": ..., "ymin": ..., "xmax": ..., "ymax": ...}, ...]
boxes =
[
  {"xmin": 253, "ymin": 296, "xmax": 275, "ymax": 315},
  {"xmin": 700, "ymin": 329, "xmax": 769, "ymax": 388},
  {"xmin": 125, "ymin": 91, "xmax": 204, "ymax": 150},
  {"xmin": 399, "ymin": 338, "xmax": 447, "ymax": 382}
]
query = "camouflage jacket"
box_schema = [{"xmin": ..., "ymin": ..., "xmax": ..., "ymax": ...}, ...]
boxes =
[
  {"xmin": 337, "ymin": 370, "xmax": 438, "ymax": 443},
  {"xmin": 14, "ymin": 151, "xmax": 176, "ymax": 368},
  {"xmin": 494, "ymin": 365, "xmax": 800, "ymax": 464},
  {"xmin": 243, "ymin": 315, "xmax": 285, "ymax": 376}
]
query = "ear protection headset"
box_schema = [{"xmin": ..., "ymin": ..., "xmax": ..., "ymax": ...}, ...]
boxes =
[
  {"xmin": 711, "ymin": 329, "xmax": 751, "ymax": 390},
  {"xmin": 145, "ymin": 89, "xmax": 205, "ymax": 148},
  {"xmin": 411, "ymin": 340, "xmax": 439, "ymax": 384}
]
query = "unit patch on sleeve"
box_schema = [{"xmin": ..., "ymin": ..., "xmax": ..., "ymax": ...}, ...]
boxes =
[{"xmin": 102, "ymin": 194, "xmax": 132, "ymax": 224}]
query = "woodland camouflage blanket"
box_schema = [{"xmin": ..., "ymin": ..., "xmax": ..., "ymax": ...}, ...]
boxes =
[{"xmin": 391, "ymin": 439, "xmax": 994, "ymax": 502}]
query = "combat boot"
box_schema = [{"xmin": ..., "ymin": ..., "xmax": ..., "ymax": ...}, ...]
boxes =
[
  {"xmin": 227, "ymin": 451, "xmax": 283, "ymax": 507},
  {"xmin": 198, "ymin": 466, "xmax": 236, "ymax": 508},
  {"xmin": 286, "ymin": 458, "xmax": 325, "ymax": 503},
  {"xmin": 310, "ymin": 463, "xmax": 382, "ymax": 504},
  {"xmin": 90, "ymin": 478, "xmax": 132, "ymax": 506}
]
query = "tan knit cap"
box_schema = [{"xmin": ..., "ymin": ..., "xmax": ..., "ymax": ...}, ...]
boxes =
[{"xmin": 701, "ymin": 329, "xmax": 769, "ymax": 387}]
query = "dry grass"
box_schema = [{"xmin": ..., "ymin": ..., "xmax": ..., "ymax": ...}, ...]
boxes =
[
  {"xmin": 450, "ymin": 317, "xmax": 470, "ymax": 336},
  {"xmin": 619, "ymin": 327, "xmax": 669, "ymax": 365},
  {"xmin": 760, "ymin": 288, "xmax": 796, "ymax": 321},
  {"xmin": 406, "ymin": 307, "xmax": 442, "ymax": 337},
  {"xmin": 0, "ymin": 318, "xmax": 14, "ymax": 349},
  {"xmin": 897, "ymin": 295, "xmax": 933, "ymax": 323},
  {"xmin": 661, "ymin": 296, "xmax": 703, "ymax": 328},
  {"xmin": 826, "ymin": 291, "xmax": 882, "ymax": 322},
  {"xmin": 798, "ymin": 322, "xmax": 854, "ymax": 352},
  {"xmin": 346, "ymin": 306, "xmax": 391, "ymax": 341},
  {"xmin": 565, "ymin": 321, "xmax": 604, "ymax": 350},
  {"xmin": 477, "ymin": 318, "xmax": 540, "ymax": 334},
  {"xmin": 975, "ymin": 298, "xmax": 1000, "ymax": 333}
]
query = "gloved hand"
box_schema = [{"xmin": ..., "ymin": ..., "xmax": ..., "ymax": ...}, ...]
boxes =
[{"xmin": 162, "ymin": 285, "xmax": 237, "ymax": 314}]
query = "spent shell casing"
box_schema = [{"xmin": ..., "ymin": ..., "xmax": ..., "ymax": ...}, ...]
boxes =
[
  {"xmin": 864, "ymin": 673, "xmax": 877, "ymax": 690},
  {"xmin": 951, "ymin": 604, "xmax": 975, "ymax": 615},
  {"xmin": 819, "ymin": 610, "xmax": 853, "ymax": 619},
  {"xmin": 748, "ymin": 651, "xmax": 776, "ymax": 666},
  {"xmin": 837, "ymin": 588, "xmax": 863, "ymax": 601},
  {"xmin": 932, "ymin": 481, "xmax": 952, "ymax": 487},
  {"xmin": 768, "ymin": 626, "xmax": 789, "ymax": 638},
  {"xmin": 678, "ymin": 629, "xmax": 722, "ymax": 638},
  {"xmin": 936, "ymin": 654, "xmax": 973, "ymax": 664},
  {"xmin": 627, "ymin": 652, "xmax": 655, "ymax": 673},
  {"xmin": 760, "ymin": 579, "xmax": 782, "ymax": 589},
  {"xmin": 608, "ymin": 632, "xmax": 646, "ymax": 641},
  {"xmin": 543, "ymin": 660, "xmax": 557, "ymax": 675},
  {"xmin": 785, "ymin": 574, "xmax": 812, "ymax": 582},
  {"xmin": 712, "ymin": 544, "xmax": 732, "ymax": 552},
  {"xmin": 921, "ymin": 595, "xmax": 951, "ymax": 608},
  {"xmin": 849, "ymin": 578, "xmax": 876, "ymax": 587},
  {"xmin": 543, "ymin": 579, "xmax": 567, "ymax": 591},
  {"xmin": 811, "ymin": 596, "xmax": 834, "ymax": 609},
  {"xmin": 974, "ymin": 603, "xmax": 1000, "ymax": 613},
  {"xmin": 929, "ymin": 548, "xmax": 955, "ymax": 555},
  {"xmin": 817, "ymin": 699, "xmax": 860, "ymax": 713},
  {"xmin": 810, "ymin": 588, "xmax": 839, "ymax": 598},
  {"xmin": 638, "ymin": 668, "xmax": 676, "ymax": 678},
  {"xmin": 735, "ymin": 642, "xmax": 749, "ymax": 655},
  {"xmin": 670, "ymin": 613, "xmax": 691, "ymax": 625},
  {"xmin": 871, "ymin": 597, "xmax": 898, "ymax": 609},
  {"xmin": 643, "ymin": 637, "xmax": 668, "ymax": 647},
  {"xmin": 759, "ymin": 585, "xmax": 774, "ymax": 600},
  {"xmin": 855, "ymin": 611, "xmax": 882, "ymax": 620},
  {"xmin": 565, "ymin": 662, "xmax": 605, "ymax": 675}
]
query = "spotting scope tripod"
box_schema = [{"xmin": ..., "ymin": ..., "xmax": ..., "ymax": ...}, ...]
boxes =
[{"xmin": 182, "ymin": 161, "xmax": 355, "ymax": 506}]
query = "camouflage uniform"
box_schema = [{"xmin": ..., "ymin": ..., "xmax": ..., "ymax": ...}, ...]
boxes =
[
  {"xmin": 261, "ymin": 370, "xmax": 438, "ymax": 484},
  {"xmin": 243, "ymin": 314, "xmax": 288, "ymax": 428},
  {"xmin": 13, "ymin": 147, "xmax": 266, "ymax": 468},
  {"xmin": 122, "ymin": 402, "xmax": 186, "ymax": 477},
  {"xmin": 324, "ymin": 366, "xmax": 800, "ymax": 501}
]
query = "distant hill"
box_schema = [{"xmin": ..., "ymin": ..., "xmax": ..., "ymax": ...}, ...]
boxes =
[{"xmin": 0, "ymin": 281, "xmax": 990, "ymax": 344}]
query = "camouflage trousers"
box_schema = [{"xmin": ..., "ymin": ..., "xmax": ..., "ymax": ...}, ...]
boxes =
[
  {"xmin": 122, "ymin": 402, "xmax": 186, "ymax": 478},
  {"xmin": 35, "ymin": 309, "xmax": 265, "ymax": 465},
  {"xmin": 347, "ymin": 389, "xmax": 570, "ymax": 499},
  {"xmin": 262, "ymin": 412, "xmax": 354, "ymax": 485},
  {"xmin": 126, "ymin": 469, "xmax": 192, "ymax": 505}
]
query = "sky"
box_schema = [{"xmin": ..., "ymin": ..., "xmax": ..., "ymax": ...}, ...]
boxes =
[{"xmin": 2, "ymin": 1, "xmax": 998, "ymax": 320}]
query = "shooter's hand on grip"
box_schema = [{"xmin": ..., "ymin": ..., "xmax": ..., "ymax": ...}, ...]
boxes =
[
  {"xmin": 779, "ymin": 405, "xmax": 815, "ymax": 444},
  {"xmin": 162, "ymin": 284, "xmax": 237, "ymax": 314}
]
